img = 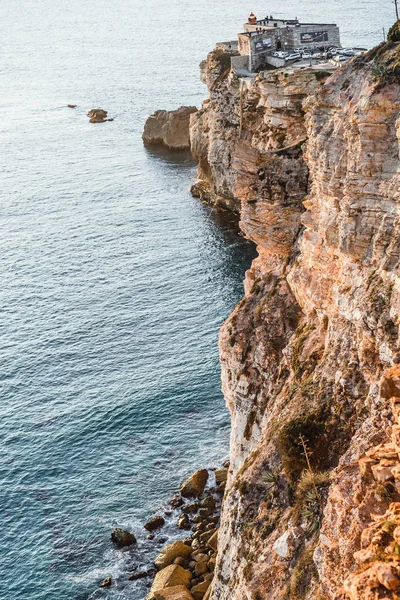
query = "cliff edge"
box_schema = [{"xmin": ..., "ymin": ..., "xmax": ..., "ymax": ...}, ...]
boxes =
[{"xmin": 190, "ymin": 27, "xmax": 400, "ymax": 600}]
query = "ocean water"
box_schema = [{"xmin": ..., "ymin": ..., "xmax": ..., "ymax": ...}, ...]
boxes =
[{"xmin": 0, "ymin": 1, "xmax": 394, "ymax": 599}]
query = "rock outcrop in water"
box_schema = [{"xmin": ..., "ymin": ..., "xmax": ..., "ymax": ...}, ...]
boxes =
[
  {"xmin": 188, "ymin": 28, "xmax": 400, "ymax": 600},
  {"xmin": 110, "ymin": 527, "xmax": 137, "ymax": 547},
  {"xmin": 142, "ymin": 106, "xmax": 198, "ymax": 150},
  {"xmin": 87, "ymin": 108, "xmax": 109, "ymax": 123}
]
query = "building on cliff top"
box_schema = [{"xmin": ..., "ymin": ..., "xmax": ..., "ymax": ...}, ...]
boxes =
[{"xmin": 238, "ymin": 14, "xmax": 341, "ymax": 72}]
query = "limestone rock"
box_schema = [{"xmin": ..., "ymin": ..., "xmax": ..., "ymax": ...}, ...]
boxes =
[
  {"xmin": 180, "ymin": 470, "xmax": 209, "ymax": 498},
  {"xmin": 380, "ymin": 365, "xmax": 400, "ymax": 398},
  {"xmin": 194, "ymin": 561, "xmax": 208, "ymax": 577},
  {"xmin": 371, "ymin": 460, "xmax": 396, "ymax": 483},
  {"xmin": 147, "ymin": 565, "xmax": 192, "ymax": 600},
  {"xmin": 272, "ymin": 528, "xmax": 303, "ymax": 559},
  {"xmin": 373, "ymin": 563, "xmax": 400, "ymax": 590},
  {"xmin": 155, "ymin": 541, "xmax": 193, "ymax": 570},
  {"xmin": 193, "ymin": 553, "xmax": 208, "ymax": 563},
  {"xmin": 154, "ymin": 586, "xmax": 195, "ymax": 600},
  {"xmin": 110, "ymin": 528, "xmax": 136, "ymax": 547},
  {"xmin": 178, "ymin": 514, "xmax": 191, "ymax": 530},
  {"xmin": 206, "ymin": 531, "xmax": 218, "ymax": 551},
  {"xmin": 191, "ymin": 580, "xmax": 210, "ymax": 600},
  {"xmin": 142, "ymin": 106, "xmax": 198, "ymax": 150},
  {"xmin": 214, "ymin": 469, "xmax": 228, "ymax": 485}
]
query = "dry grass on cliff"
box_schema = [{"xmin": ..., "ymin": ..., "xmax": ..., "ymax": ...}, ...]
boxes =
[{"xmin": 296, "ymin": 469, "xmax": 330, "ymax": 497}]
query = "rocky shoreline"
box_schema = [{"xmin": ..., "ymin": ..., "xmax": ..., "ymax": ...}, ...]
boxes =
[{"xmin": 100, "ymin": 463, "xmax": 228, "ymax": 599}]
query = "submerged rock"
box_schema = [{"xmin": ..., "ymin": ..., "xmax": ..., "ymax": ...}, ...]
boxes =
[
  {"xmin": 129, "ymin": 570, "xmax": 148, "ymax": 581},
  {"xmin": 180, "ymin": 470, "xmax": 209, "ymax": 498},
  {"xmin": 142, "ymin": 106, "xmax": 198, "ymax": 150},
  {"xmin": 110, "ymin": 527, "xmax": 136, "ymax": 547}
]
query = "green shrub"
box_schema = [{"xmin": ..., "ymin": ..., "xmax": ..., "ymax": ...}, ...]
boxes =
[{"xmin": 387, "ymin": 20, "xmax": 400, "ymax": 43}]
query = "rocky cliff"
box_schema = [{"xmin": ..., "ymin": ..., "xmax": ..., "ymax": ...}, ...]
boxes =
[{"xmin": 190, "ymin": 26, "xmax": 400, "ymax": 600}]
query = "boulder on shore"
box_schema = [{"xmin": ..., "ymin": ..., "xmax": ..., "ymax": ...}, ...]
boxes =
[
  {"xmin": 169, "ymin": 496, "xmax": 184, "ymax": 508},
  {"xmin": 142, "ymin": 106, "xmax": 198, "ymax": 150},
  {"xmin": 155, "ymin": 541, "xmax": 192, "ymax": 570},
  {"xmin": 214, "ymin": 468, "xmax": 228, "ymax": 485},
  {"xmin": 207, "ymin": 530, "xmax": 218, "ymax": 551},
  {"xmin": 146, "ymin": 564, "xmax": 192, "ymax": 600},
  {"xmin": 180, "ymin": 469, "xmax": 209, "ymax": 498},
  {"xmin": 110, "ymin": 528, "xmax": 137, "ymax": 547},
  {"xmin": 177, "ymin": 513, "xmax": 191, "ymax": 530},
  {"xmin": 191, "ymin": 580, "xmax": 210, "ymax": 600},
  {"xmin": 154, "ymin": 585, "xmax": 195, "ymax": 600}
]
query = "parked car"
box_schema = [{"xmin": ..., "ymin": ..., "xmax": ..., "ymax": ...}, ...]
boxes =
[
  {"xmin": 338, "ymin": 48, "xmax": 357, "ymax": 56},
  {"xmin": 302, "ymin": 52, "xmax": 311, "ymax": 59},
  {"xmin": 285, "ymin": 52, "xmax": 301, "ymax": 61},
  {"xmin": 273, "ymin": 51, "xmax": 288, "ymax": 59}
]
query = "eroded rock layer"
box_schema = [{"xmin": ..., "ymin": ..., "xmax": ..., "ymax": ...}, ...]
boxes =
[{"xmin": 189, "ymin": 37, "xmax": 400, "ymax": 600}]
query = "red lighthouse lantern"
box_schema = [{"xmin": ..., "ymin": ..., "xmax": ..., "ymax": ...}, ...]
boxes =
[{"xmin": 248, "ymin": 12, "xmax": 257, "ymax": 23}]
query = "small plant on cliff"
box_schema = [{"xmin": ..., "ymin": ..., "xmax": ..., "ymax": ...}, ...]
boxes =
[
  {"xmin": 277, "ymin": 405, "xmax": 329, "ymax": 478},
  {"xmin": 263, "ymin": 469, "xmax": 280, "ymax": 492},
  {"xmin": 296, "ymin": 436, "xmax": 330, "ymax": 533},
  {"xmin": 371, "ymin": 64, "xmax": 391, "ymax": 81}
]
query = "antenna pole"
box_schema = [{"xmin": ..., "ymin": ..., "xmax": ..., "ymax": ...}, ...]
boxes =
[{"xmin": 395, "ymin": 0, "xmax": 399, "ymax": 22}]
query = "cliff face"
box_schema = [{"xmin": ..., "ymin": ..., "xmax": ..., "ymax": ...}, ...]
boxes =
[{"xmin": 190, "ymin": 38, "xmax": 400, "ymax": 600}]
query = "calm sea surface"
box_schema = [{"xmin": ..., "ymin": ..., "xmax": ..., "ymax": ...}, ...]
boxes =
[{"xmin": 0, "ymin": 1, "xmax": 394, "ymax": 598}]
